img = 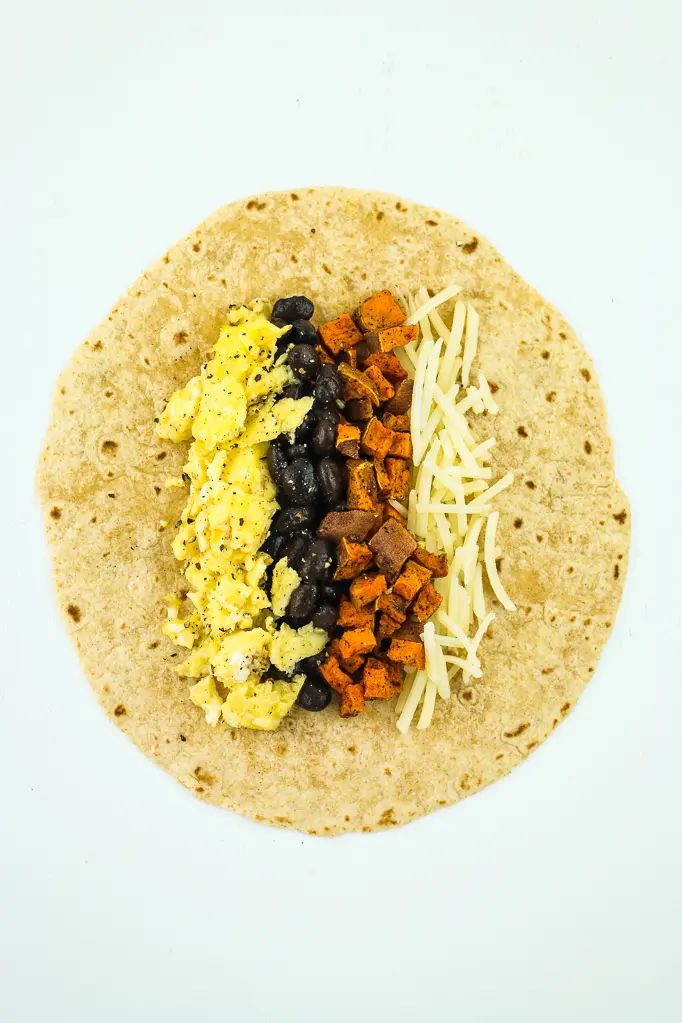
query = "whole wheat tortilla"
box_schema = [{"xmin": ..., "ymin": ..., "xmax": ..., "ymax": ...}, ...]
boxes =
[{"xmin": 38, "ymin": 188, "xmax": 629, "ymax": 834}]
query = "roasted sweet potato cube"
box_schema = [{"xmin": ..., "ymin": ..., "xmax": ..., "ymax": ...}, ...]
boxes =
[
  {"xmin": 411, "ymin": 582, "xmax": 443, "ymax": 623},
  {"xmin": 356, "ymin": 290, "xmax": 406, "ymax": 332},
  {"xmin": 388, "ymin": 432, "xmax": 412, "ymax": 459},
  {"xmin": 361, "ymin": 417, "xmax": 394, "ymax": 460},
  {"xmin": 337, "ymin": 597, "xmax": 375, "ymax": 630},
  {"xmin": 341, "ymin": 346, "xmax": 358, "ymax": 369},
  {"xmin": 339, "ymin": 682, "xmax": 365, "ymax": 716},
  {"xmin": 337, "ymin": 627, "xmax": 376, "ymax": 661},
  {"xmin": 319, "ymin": 655, "xmax": 353, "ymax": 693},
  {"xmin": 329, "ymin": 638, "xmax": 366, "ymax": 674},
  {"xmin": 383, "ymin": 380, "xmax": 414, "ymax": 416},
  {"xmin": 316, "ymin": 344, "xmax": 335, "ymax": 365},
  {"xmin": 338, "ymin": 364, "xmax": 380, "ymax": 406},
  {"xmin": 318, "ymin": 510, "xmax": 378, "ymax": 542},
  {"xmin": 363, "ymin": 352, "xmax": 408, "ymax": 382},
  {"xmin": 349, "ymin": 572, "xmax": 387, "ymax": 609},
  {"xmin": 375, "ymin": 324, "xmax": 418, "ymax": 353},
  {"xmin": 318, "ymin": 312, "xmax": 362, "ymax": 355},
  {"xmin": 385, "ymin": 457, "xmax": 411, "ymax": 501},
  {"xmin": 336, "ymin": 422, "xmax": 361, "ymax": 458},
  {"xmin": 376, "ymin": 591, "xmax": 408, "ymax": 623},
  {"xmin": 384, "ymin": 659, "xmax": 404, "ymax": 690},
  {"xmin": 363, "ymin": 365, "xmax": 395, "ymax": 402},
  {"xmin": 368, "ymin": 518, "xmax": 417, "ymax": 579},
  {"xmin": 377, "ymin": 614, "xmax": 403, "ymax": 642},
  {"xmin": 346, "ymin": 459, "xmax": 379, "ymax": 512},
  {"xmin": 382, "ymin": 413, "xmax": 410, "ymax": 432},
  {"xmin": 412, "ymin": 546, "xmax": 449, "ymax": 578},
  {"xmin": 386, "ymin": 638, "xmax": 425, "ymax": 670},
  {"xmin": 362, "ymin": 658, "xmax": 395, "ymax": 700},
  {"xmin": 334, "ymin": 538, "xmax": 374, "ymax": 580},
  {"xmin": 392, "ymin": 559, "xmax": 432, "ymax": 601},
  {"xmin": 345, "ymin": 397, "xmax": 374, "ymax": 421},
  {"xmin": 373, "ymin": 460, "xmax": 391, "ymax": 497}
]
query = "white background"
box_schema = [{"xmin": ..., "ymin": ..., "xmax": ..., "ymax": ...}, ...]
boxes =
[{"xmin": 2, "ymin": 2, "xmax": 681, "ymax": 1020}]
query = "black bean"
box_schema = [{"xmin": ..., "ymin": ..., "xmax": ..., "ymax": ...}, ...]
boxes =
[
  {"xmin": 272, "ymin": 296, "xmax": 315, "ymax": 323},
  {"xmin": 297, "ymin": 650, "xmax": 327, "ymax": 674},
  {"xmin": 281, "ymin": 458, "xmax": 319, "ymax": 505},
  {"xmin": 332, "ymin": 500, "xmax": 347, "ymax": 512},
  {"xmin": 275, "ymin": 336, "xmax": 293, "ymax": 359},
  {"xmin": 311, "ymin": 418, "xmax": 335, "ymax": 459},
  {"xmin": 266, "ymin": 664, "xmax": 292, "ymax": 681},
  {"xmin": 314, "ymin": 403, "xmax": 341, "ymax": 426},
  {"xmin": 281, "ymin": 381, "xmax": 304, "ymax": 401},
  {"xmin": 299, "ymin": 537, "xmax": 333, "ymax": 582},
  {"xmin": 316, "ymin": 458, "xmax": 345, "ymax": 506},
  {"xmin": 318, "ymin": 364, "xmax": 339, "ymax": 381},
  {"xmin": 284, "ymin": 442, "xmax": 308, "ymax": 462},
  {"xmin": 294, "ymin": 408, "xmax": 316, "ymax": 443},
  {"xmin": 354, "ymin": 340, "xmax": 371, "ymax": 364},
  {"xmin": 312, "ymin": 603, "xmax": 338, "ymax": 633},
  {"xmin": 278, "ymin": 530, "xmax": 312, "ymax": 572},
  {"xmin": 319, "ymin": 582, "xmax": 342, "ymax": 603},
  {"xmin": 287, "ymin": 582, "xmax": 318, "ymax": 621},
  {"xmin": 272, "ymin": 506, "xmax": 316, "ymax": 534},
  {"xmin": 314, "ymin": 373, "xmax": 342, "ymax": 407},
  {"xmin": 288, "ymin": 343, "xmax": 321, "ymax": 381},
  {"xmin": 260, "ymin": 532, "xmax": 284, "ymax": 560},
  {"xmin": 296, "ymin": 677, "xmax": 332, "ymax": 711},
  {"xmin": 290, "ymin": 319, "xmax": 318, "ymax": 344},
  {"xmin": 271, "ymin": 316, "xmax": 288, "ymax": 329},
  {"xmin": 266, "ymin": 445, "xmax": 288, "ymax": 485}
]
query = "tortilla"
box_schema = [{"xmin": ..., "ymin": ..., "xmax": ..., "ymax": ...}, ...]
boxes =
[{"xmin": 37, "ymin": 188, "xmax": 629, "ymax": 834}]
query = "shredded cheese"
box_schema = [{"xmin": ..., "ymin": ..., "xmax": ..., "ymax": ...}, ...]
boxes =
[{"xmin": 395, "ymin": 284, "xmax": 516, "ymax": 732}]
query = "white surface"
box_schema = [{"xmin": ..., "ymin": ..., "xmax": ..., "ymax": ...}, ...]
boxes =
[{"xmin": 2, "ymin": 2, "xmax": 681, "ymax": 1020}]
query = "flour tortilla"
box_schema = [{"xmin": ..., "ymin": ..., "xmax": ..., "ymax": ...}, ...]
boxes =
[{"xmin": 37, "ymin": 188, "xmax": 629, "ymax": 834}]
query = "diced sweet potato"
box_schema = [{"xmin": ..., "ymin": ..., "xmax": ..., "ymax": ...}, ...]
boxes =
[
  {"xmin": 347, "ymin": 459, "xmax": 379, "ymax": 512},
  {"xmin": 363, "ymin": 365, "xmax": 395, "ymax": 402},
  {"xmin": 361, "ymin": 418, "xmax": 394, "ymax": 460},
  {"xmin": 373, "ymin": 460, "xmax": 391, "ymax": 497},
  {"xmin": 319, "ymin": 655, "xmax": 353, "ymax": 693},
  {"xmin": 341, "ymin": 347, "xmax": 358, "ymax": 369},
  {"xmin": 317, "ymin": 510, "xmax": 378, "ymax": 542},
  {"xmin": 336, "ymin": 422, "xmax": 361, "ymax": 458},
  {"xmin": 383, "ymin": 501, "xmax": 406, "ymax": 524},
  {"xmin": 345, "ymin": 397, "xmax": 374, "ymax": 421},
  {"xmin": 387, "ymin": 637, "xmax": 425, "ymax": 670},
  {"xmin": 385, "ymin": 458, "xmax": 411, "ymax": 501},
  {"xmin": 376, "ymin": 591, "xmax": 408, "ymax": 623},
  {"xmin": 334, "ymin": 538, "xmax": 374, "ymax": 580},
  {"xmin": 388, "ymin": 432, "xmax": 412, "ymax": 459},
  {"xmin": 377, "ymin": 614, "xmax": 403, "ymax": 642},
  {"xmin": 316, "ymin": 344, "xmax": 335, "ymax": 365},
  {"xmin": 333, "ymin": 643, "xmax": 366, "ymax": 675},
  {"xmin": 349, "ymin": 572, "xmax": 387, "ymax": 609},
  {"xmin": 411, "ymin": 582, "xmax": 443, "ymax": 623},
  {"xmin": 368, "ymin": 518, "xmax": 417, "ymax": 580},
  {"xmin": 318, "ymin": 312, "xmax": 362, "ymax": 355},
  {"xmin": 337, "ymin": 627, "xmax": 376, "ymax": 661},
  {"xmin": 412, "ymin": 547, "xmax": 449, "ymax": 578},
  {"xmin": 375, "ymin": 324, "xmax": 418, "ymax": 353},
  {"xmin": 382, "ymin": 413, "xmax": 410, "ymax": 432},
  {"xmin": 383, "ymin": 379, "xmax": 414, "ymax": 415},
  {"xmin": 362, "ymin": 658, "xmax": 395, "ymax": 700},
  {"xmin": 363, "ymin": 352, "xmax": 408, "ymax": 382},
  {"xmin": 338, "ymin": 364, "xmax": 380, "ymax": 406},
  {"xmin": 339, "ymin": 682, "xmax": 365, "ymax": 717},
  {"xmin": 338, "ymin": 597, "xmax": 375, "ymax": 630},
  {"xmin": 356, "ymin": 290, "xmax": 406, "ymax": 332},
  {"xmin": 392, "ymin": 559, "xmax": 432, "ymax": 602},
  {"xmin": 384, "ymin": 659, "xmax": 404, "ymax": 690}
]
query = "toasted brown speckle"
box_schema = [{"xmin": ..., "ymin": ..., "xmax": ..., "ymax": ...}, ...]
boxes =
[
  {"xmin": 504, "ymin": 722, "xmax": 529, "ymax": 738},
  {"xmin": 67, "ymin": 604, "xmax": 81, "ymax": 623},
  {"xmin": 514, "ymin": 517, "xmax": 523, "ymax": 528},
  {"xmin": 114, "ymin": 704, "xmax": 126, "ymax": 717},
  {"xmin": 613, "ymin": 510, "xmax": 627, "ymax": 524},
  {"xmin": 581, "ymin": 368, "xmax": 591, "ymax": 381},
  {"xmin": 584, "ymin": 440, "xmax": 592, "ymax": 454},
  {"xmin": 461, "ymin": 237, "xmax": 479, "ymax": 254},
  {"xmin": 50, "ymin": 507, "xmax": 62, "ymax": 520},
  {"xmin": 101, "ymin": 440, "xmax": 117, "ymax": 455},
  {"xmin": 517, "ymin": 425, "xmax": 528, "ymax": 438}
]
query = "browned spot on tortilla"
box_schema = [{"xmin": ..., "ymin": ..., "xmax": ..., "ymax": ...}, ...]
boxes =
[
  {"xmin": 193, "ymin": 765, "xmax": 215, "ymax": 786},
  {"xmin": 310, "ymin": 227, "xmax": 316, "ymax": 234},
  {"xmin": 536, "ymin": 534, "xmax": 543, "ymax": 542},
  {"xmin": 60, "ymin": 387, "xmax": 66, "ymax": 395},
  {"xmin": 163, "ymin": 254, "xmax": 170, "ymax": 264},
  {"xmin": 504, "ymin": 722, "xmax": 529, "ymax": 738},
  {"xmin": 344, "ymin": 815, "xmax": 350, "ymax": 822},
  {"xmin": 50, "ymin": 507, "xmax": 62, "ymax": 520},
  {"xmin": 290, "ymin": 254, "xmax": 298, "ymax": 263},
  {"xmin": 546, "ymin": 391, "xmax": 556, "ymax": 402},
  {"xmin": 376, "ymin": 211, "xmax": 384, "ymax": 220},
  {"xmin": 460, "ymin": 774, "xmax": 470, "ymax": 790},
  {"xmin": 541, "ymin": 666, "xmax": 555, "ymax": 675},
  {"xmin": 156, "ymin": 451, "xmax": 167, "ymax": 461},
  {"xmin": 104, "ymin": 389, "xmax": 114, "ymax": 397},
  {"xmin": 541, "ymin": 350, "xmax": 550, "ymax": 360},
  {"xmin": 614, "ymin": 563, "xmax": 620, "ymax": 579},
  {"xmin": 347, "ymin": 745, "xmax": 357, "ymax": 754},
  {"xmin": 246, "ymin": 200, "xmax": 257, "ymax": 210},
  {"xmin": 174, "ymin": 331, "xmax": 188, "ymax": 345},
  {"xmin": 513, "ymin": 517, "xmax": 523, "ymax": 528},
  {"xmin": 154, "ymin": 485, "xmax": 161, "ymax": 495},
  {"xmin": 290, "ymin": 192, "xmax": 299, "ymax": 201},
  {"xmin": 526, "ymin": 740, "xmax": 538, "ymax": 751},
  {"xmin": 379, "ymin": 808, "xmax": 397, "ymax": 827},
  {"xmin": 92, "ymin": 340, "xmax": 103, "ymax": 351},
  {"xmin": 426, "ymin": 219, "xmax": 438, "ymax": 226},
  {"xmin": 567, "ymin": 565, "xmax": 574, "ymax": 574},
  {"xmin": 101, "ymin": 440, "xmax": 117, "ymax": 455},
  {"xmin": 384, "ymin": 767, "xmax": 392, "ymax": 776},
  {"xmin": 195, "ymin": 786, "xmax": 205, "ymax": 794},
  {"xmin": 322, "ymin": 263, "xmax": 332, "ymax": 274},
  {"xmin": 525, "ymin": 480, "xmax": 535, "ymax": 489},
  {"xmin": 192, "ymin": 242, "xmax": 201, "ymax": 252},
  {"xmin": 517, "ymin": 425, "xmax": 528, "ymax": 437},
  {"xmin": 67, "ymin": 604, "xmax": 81, "ymax": 623},
  {"xmin": 275, "ymin": 816, "xmax": 291, "ymax": 824},
  {"xmin": 90, "ymin": 515, "xmax": 97, "ymax": 524},
  {"xmin": 581, "ymin": 368, "xmax": 591, "ymax": 381},
  {"xmin": 275, "ymin": 743, "xmax": 287, "ymax": 757},
  {"xmin": 613, "ymin": 510, "xmax": 627, "ymax": 524},
  {"xmin": 114, "ymin": 704, "xmax": 126, "ymax": 717},
  {"xmin": 584, "ymin": 440, "xmax": 592, "ymax": 454},
  {"xmin": 488, "ymin": 380, "xmax": 499, "ymax": 394},
  {"xmin": 495, "ymin": 753, "xmax": 504, "ymax": 760},
  {"xmin": 461, "ymin": 237, "xmax": 479, "ymax": 254},
  {"xmin": 148, "ymin": 640, "xmax": 159, "ymax": 649},
  {"xmin": 179, "ymin": 734, "xmax": 186, "ymax": 742},
  {"xmin": 560, "ymin": 701, "xmax": 571, "ymax": 715}
]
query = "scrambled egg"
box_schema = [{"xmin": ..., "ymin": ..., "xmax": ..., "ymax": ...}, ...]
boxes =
[{"xmin": 157, "ymin": 303, "xmax": 325, "ymax": 731}]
